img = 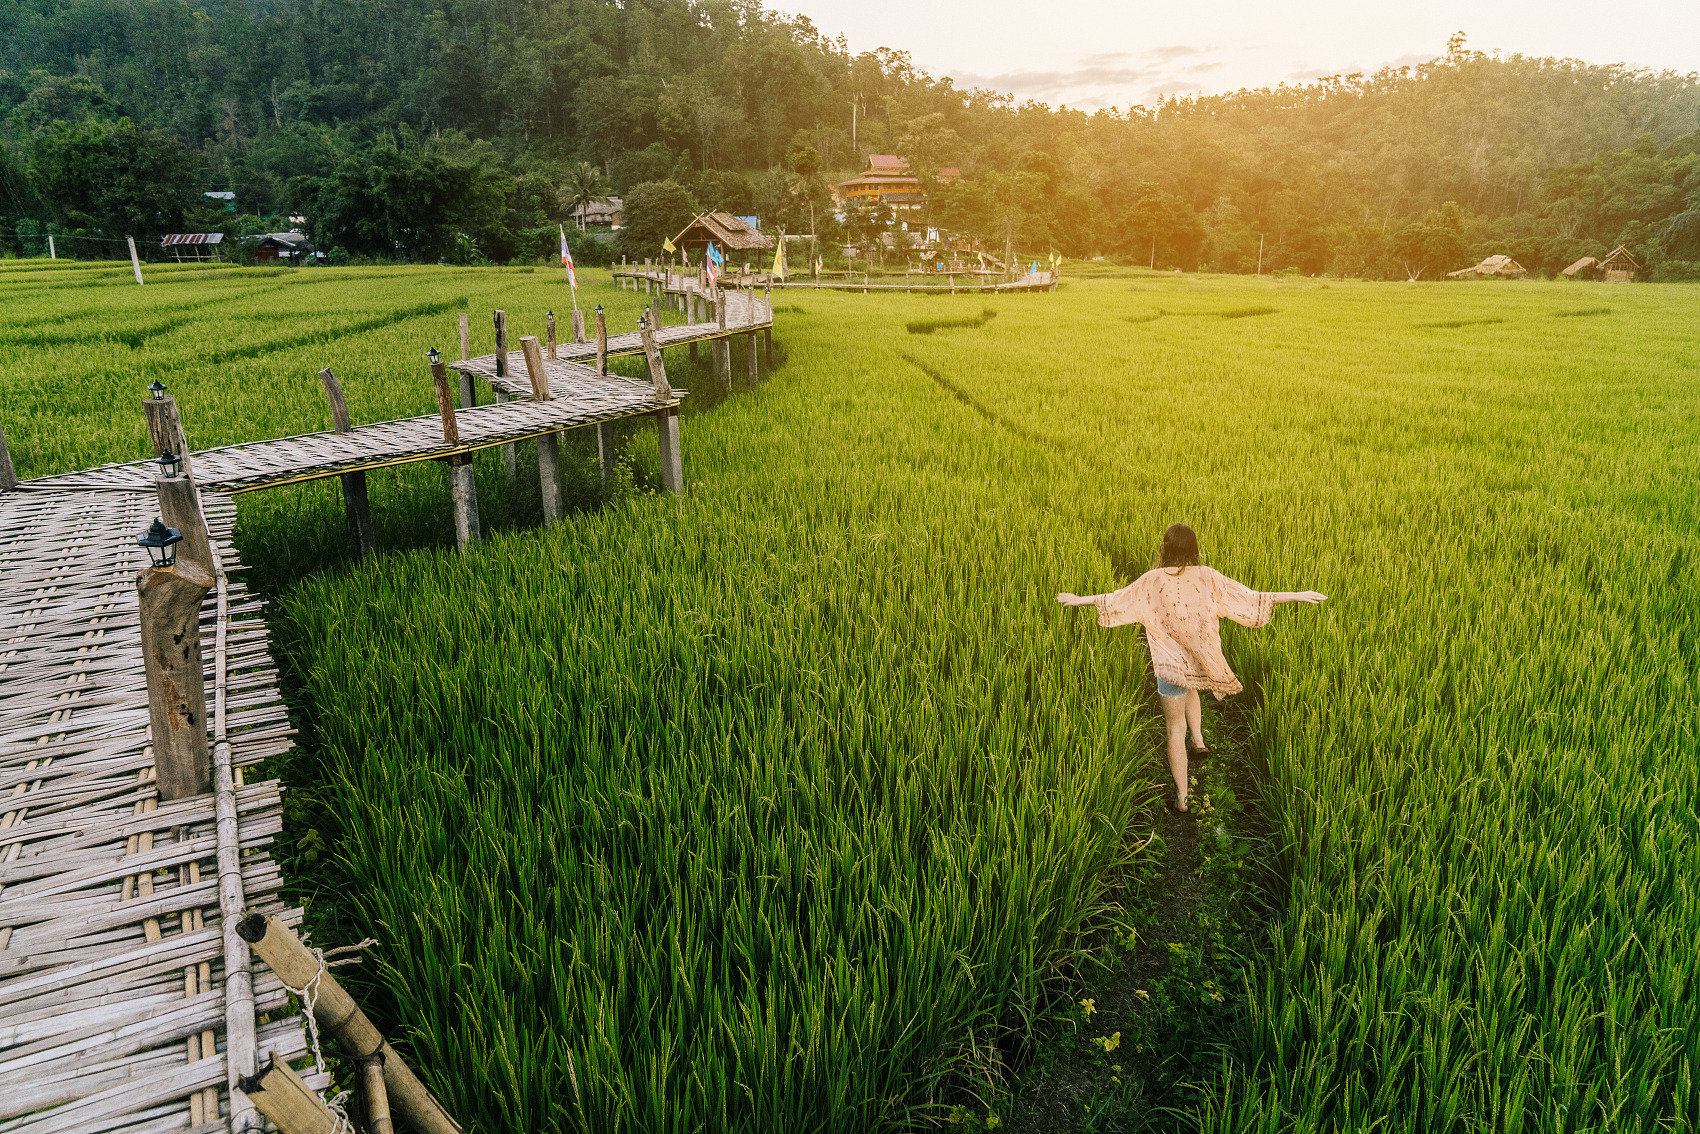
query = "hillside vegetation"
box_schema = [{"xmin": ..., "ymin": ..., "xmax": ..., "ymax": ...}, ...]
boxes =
[{"xmin": 0, "ymin": 2, "xmax": 1697, "ymax": 276}]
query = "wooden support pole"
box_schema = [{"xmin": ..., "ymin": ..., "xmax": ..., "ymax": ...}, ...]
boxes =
[
  {"xmin": 572, "ymin": 308, "xmax": 586, "ymax": 343},
  {"xmin": 127, "ymin": 235, "xmax": 144, "ymax": 285},
  {"xmin": 155, "ymin": 474, "xmax": 214, "ymax": 577},
  {"xmin": 431, "ymin": 356, "xmax": 480, "ymax": 549},
  {"xmin": 654, "ymin": 408, "xmax": 683, "ymax": 495},
  {"xmin": 142, "ymin": 394, "xmax": 192, "ymax": 476},
  {"xmin": 492, "ymin": 310, "xmax": 517, "ymax": 491},
  {"xmin": 546, "ymin": 311, "xmax": 557, "ymax": 359},
  {"xmin": 239, "ymin": 1053, "xmax": 340, "ymax": 1134},
  {"xmin": 595, "ymin": 308, "xmax": 608, "ymax": 376},
  {"xmin": 361, "ymin": 1055, "xmax": 396, "ymax": 1134},
  {"xmin": 0, "ymin": 414, "xmax": 20, "ymax": 491},
  {"xmin": 520, "ymin": 336, "xmax": 563, "ymax": 525},
  {"xmin": 457, "ymin": 313, "xmax": 475, "ymax": 408},
  {"xmin": 764, "ymin": 326, "xmax": 773, "ymax": 368},
  {"xmin": 714, "ymin": 288, "xmax": 731, "ymax": 387},
  {"xmin": 748, "ymin": 331, "xmax": 759, "ymax": 382},
  {"xmin": 237, "ymin": 915, "xmax": 466, "ymax": 1134},
  {"xmin": 638, "ymin": 316, "xmax": 672, "ymax": 398},
  {"xmin": 138, "ymin": 560, "xmax": 213, "ymax": 801},
  {"xmin": 318, "ymin": 369, "xmax": 375, "ymax": 559}
]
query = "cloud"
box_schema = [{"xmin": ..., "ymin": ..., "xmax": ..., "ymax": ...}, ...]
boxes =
[
  {"xmin": 1079, "ymin": 51, "xmax": 1132, "ymax": 65},
  {"xmin": 1391, "ymin": 52, "xmax": 1439, "ymax": 68},
  {"xmin": 1144, "ymin": 44, "xmax": 1206, "ymax": 62},
  {"xmin": 1146, "ymin": 79, "xmax": 1203, "ymax": 100},
  {"xmin": 1186, "ymin": 61, "xmax": 1223, "ymax": 74},
  {"xmin": 951, "ymin": 58, "xmax": 1164, "ymax": 101}
]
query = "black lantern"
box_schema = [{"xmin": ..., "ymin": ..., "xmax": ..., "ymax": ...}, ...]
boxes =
[
  {"xmin": 427, "ymin": 347, "xmax": 441, "ymax": 365},
  {"xmin": 137, "ymin": 519, "xmax": 183, "ymax": 568},
  {"xmin": 156, "ymin": 450, "xmax": 182, "ymax": 479},
  {"xmin": 596, "ymin": 304, "xmax": 604, "ymax": 316},
  {"xmin": 147, "ymin": 379, "xmax": 167, "ymax": 400},
  {"xmin": 547, "ymin": 310, "xmax": 555, "ymax": 320},
  {"xmin": 637, "ymin": 312, "xmax": 648, "ymax": 329}
]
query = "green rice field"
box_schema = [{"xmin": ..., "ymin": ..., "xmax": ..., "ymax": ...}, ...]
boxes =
[{"xmin": 4, "ymin": 258, "xmax": 1697, "ymax": 1133}]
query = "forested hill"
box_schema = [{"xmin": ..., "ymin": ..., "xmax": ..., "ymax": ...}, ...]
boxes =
[{"xmin": 1, "ymin": 0, "xmax": 1698, "ymax": 278}]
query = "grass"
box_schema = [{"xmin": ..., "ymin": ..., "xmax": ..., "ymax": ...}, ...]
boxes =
[
  {"xmin": 6, "ymin": 258, "xmax": 1699, "ymax": 1132},
  {"xmin": 906, "ymin": 308, "xmax": 999, "ymax": 334}
]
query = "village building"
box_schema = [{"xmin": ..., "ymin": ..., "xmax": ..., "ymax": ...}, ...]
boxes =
[
  {"xmin": 160, "ymin": 233, "xmax": 225, "ymax": 262},
  {"xmin": 1561, "ymin": 255, "xmax": 1602, "ymax": 279},
  {"xmin": 245, "ymin": 231, "xmax": 315, "ymax": 265},
  {"xmin": 835, "ymin": 155, "xmax": 960, "ymax": 236},
  {"xmin": 570, "ymin": 197, "xmax": 623, "ymax": 228},
  {"xmin": 1599, "ymin": 245, "xmax": 1639, "ymax": 282},
  {"xmin": 1446, "ymin": 254, "xmax": 1527, "ymax": 280},
  {"xmin": 669, "ymin": 212, "xmax": 774, "ymax": 267}
]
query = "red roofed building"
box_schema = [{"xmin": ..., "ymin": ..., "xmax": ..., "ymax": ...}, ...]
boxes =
[{"xmin": 835, "ymin": 156, "xmax": 959, "ymax": 228}]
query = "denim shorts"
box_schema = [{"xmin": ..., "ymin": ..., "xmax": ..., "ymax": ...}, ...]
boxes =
[{"xmin": 1156, "ymin": 674, "xmax": 1190, "ymax": 698}]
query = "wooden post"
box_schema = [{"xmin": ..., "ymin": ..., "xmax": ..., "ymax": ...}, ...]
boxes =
[
  {"xmin": 492, "ymin": 310, "xmax": 517, "ymax": 491},
  {"xmin": 764, "ymin": 284, "xmax": 774, "ymax": 367},
  {"xmin": 138, "ymin": 559, "xmax": 213, "ymax": 801},
  {"xmin": 748, "ymin": 330, "xmax": 759, "ymax": 381},
  {"xmin": 520, "ymin": 336, "xmax": 563, "ymax": 525},
  {"xmin": 318, "ymin": 369, "xmax": 375, "ymax": 559},
  {"xmin": 638, "ymin": 316, "xmax": 672, "ymax": 398},
  {"xmin": 142, "ymin": 394, "xmax": 192, "ymax": 476},
  {"xmin": 1, "ymin": 414, "xmax": 20, "ymax": 490},
  {"xmin": 361, "ymin": 1055, "xmax": 395, "ymax": 1134},
  {"xmin": 155, "ymin": 474, "xmax": 214, "ymax": 577},
  {"xmin": 236, "ymin": 915, "xmax": 466, "ymax": 1134},
  {"xmin": 457, "ymin": 314, "xmax": 475, "ymax": 408},
  {"xmin": 654, "ymin": 408, "xmax": 683, "ymax": 495},
  {"xmin": 572, "ymin": 308, "xmax": 586, "ymax": 344},
  {"xmin": 127, "ymin": 235, "xmax": 144, "ymax": 285},
  {"xmin": 595, "ymin": 307, "xmax": 608, "ymax": 376},
  {"xmin": 239, "ymin": 1053, "xmax": 340, "ymax": 1134},
  {"xmin": 431, "ymin": 356, "xmax": 480, "ymax": 550},
  {"xmin": 714, "ymin": 288, "xmax": 730, "ymax": 387},
  {"xmin": 546, "ymin": 312, "xmax": 557, "ymax": 359}
]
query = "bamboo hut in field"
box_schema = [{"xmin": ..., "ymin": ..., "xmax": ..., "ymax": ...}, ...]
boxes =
[
  {"xmin": 1600, "ymin": 245, "xmax": 1639, "ymax": 282},
  {"xmin": 1561, "ymin": 255, "xmax": 1602, "ymax": 279},
  {"xmin": 1447, "ymin": 254, "xmax": 1527, "ymax": 280},
  {"xmin": 671, "ymin": 212, "xmax": 774, "ymax": 268}
]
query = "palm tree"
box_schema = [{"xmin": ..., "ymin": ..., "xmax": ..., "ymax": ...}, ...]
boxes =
[{"xmin": 564, "ymin": 161, "xmax": 611, "ymax": 231}]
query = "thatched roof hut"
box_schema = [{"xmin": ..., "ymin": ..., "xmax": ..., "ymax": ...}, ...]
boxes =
[
  {"xmin": 1561, "ymin": 256, "xmax": 1601, "ymax": 279},
  {"xmin": 1447, "ymin": 254, "xmax": 1527, "ymax": 280},
  {"xmin": 1600, "ymin": 245, "xmax": 1639, "ymax": 282},
  {"xmin": 671, "ymin": 212, "xmax": 775, "ymax": 265}
]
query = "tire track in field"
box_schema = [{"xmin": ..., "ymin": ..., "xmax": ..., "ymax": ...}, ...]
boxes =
[{"xmin": 205, "ymin": 298, "xmax": 462, "ymax": 364}]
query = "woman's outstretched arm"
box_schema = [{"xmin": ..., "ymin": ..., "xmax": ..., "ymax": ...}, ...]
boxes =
[
  {"xmin": 1056, "ymin": 592, "xmax": 1099, "ymax": 607},
  {"xmin": 1268, "ymin": 591, "xmax": 1328, "ymax": 604}
]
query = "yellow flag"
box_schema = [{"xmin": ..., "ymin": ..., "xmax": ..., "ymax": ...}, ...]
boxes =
[
  {"xmin": 662, "ymin": 235, "xmax": 676, "ymax": 253},
  {"xmin": 771, "ymin": 238, "xmax": 787, "ymax": 281}
]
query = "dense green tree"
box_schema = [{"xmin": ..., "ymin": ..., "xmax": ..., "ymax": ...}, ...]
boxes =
[
  {"xmin": 27, "ymin": 115, "xmax": 202, "ymax": 240},
  {"xmin": 616, "ymin": 179, "xmax": 697, "ymax": 260},
  {"xmin": 306, "ymin": 138, "xmax": 509, "ymax": 262}
]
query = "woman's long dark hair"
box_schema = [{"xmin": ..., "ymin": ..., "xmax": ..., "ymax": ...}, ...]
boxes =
[{"xmin": 1158, "ymin": 523, "xmax": 1200, "ymax": 570}]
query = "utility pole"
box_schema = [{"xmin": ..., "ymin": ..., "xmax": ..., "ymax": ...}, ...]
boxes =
[{"xmin": 1257, "ymin": 233, "xmax": 1265, "ymax": 275}]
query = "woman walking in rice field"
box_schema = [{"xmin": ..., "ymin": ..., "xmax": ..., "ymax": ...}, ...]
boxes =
[{"xmin": 1058, "ymin": 523, "xmax": 1326, "ymax": 813}]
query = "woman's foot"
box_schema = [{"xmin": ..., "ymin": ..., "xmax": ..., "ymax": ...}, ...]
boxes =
[
  {"xmin": 1168, "ymin": 793, "xmax": 1191, "ymax": 815},
  {"xmin": 1190, "ymin": 744, "xmax": 1211, "ymax": 760}
]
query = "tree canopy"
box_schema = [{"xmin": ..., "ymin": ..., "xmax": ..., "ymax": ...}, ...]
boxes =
[{"xmin": 1, "ymin": 4, "xmax": 1696, "ymax": 275}]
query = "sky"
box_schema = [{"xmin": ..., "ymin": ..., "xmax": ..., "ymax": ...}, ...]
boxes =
[{"xmin": 779, "ymin": 0, "xmax": 1700, "ymax": 111}]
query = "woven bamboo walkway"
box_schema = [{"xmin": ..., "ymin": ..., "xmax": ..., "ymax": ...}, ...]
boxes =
[
  {"xmin": 0, "ymin": 488, "xmax": 312, "ymax": 1134},
  {"xmin": 614, "ymin": 266, "xmax": 1056, "ymax": 294},
  {"xmin": 0, "ymin": 299, "xmax": 776, "ymax": 1130}
]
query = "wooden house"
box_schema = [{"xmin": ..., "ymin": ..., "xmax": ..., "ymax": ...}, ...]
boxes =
[
  {"xmin": 1561, "ymin": 255, "xmax": 1601, "ymax": 279},
  {"xmin": 670, "ymin": 212, "xmax": 774, "ymax": 266},
  {"xmin": 245, "ymin": 231, "xmax": 314, "ymax": 265},
  {"xmin": 1446, "ymin": 254, "xmax": 1527, "ymax": 280},
  {"xmin": 1600, "ymin": 245, "xmax": 1639, "ymax": 282}
]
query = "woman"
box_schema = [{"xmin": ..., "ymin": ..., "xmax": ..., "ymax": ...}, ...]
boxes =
[{"xmin": 1058, "ymin": 524, "xmax": 1325, "ymax": 813}]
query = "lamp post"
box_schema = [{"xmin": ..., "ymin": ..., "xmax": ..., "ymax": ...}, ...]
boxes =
[
  {"xmin": 147, "ymin": 379, "xmax": 168, "ymax": 400},
  {"xmin": 156, "ymin": 450, "xmax": 183, "ymax": 479},
  {"xmin": 136, "ymin": 518, "xmax": 183, "ymax": 568}
]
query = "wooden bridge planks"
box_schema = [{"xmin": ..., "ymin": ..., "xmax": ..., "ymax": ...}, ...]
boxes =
[{"xmin": 0, "ymin": 483, "xmax": 306, "ymax": 1133}]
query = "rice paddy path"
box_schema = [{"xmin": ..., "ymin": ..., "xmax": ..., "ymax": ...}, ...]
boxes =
[{"xmin": 0, "ymin": 294, "xmax": 771, "ymax": 1131}]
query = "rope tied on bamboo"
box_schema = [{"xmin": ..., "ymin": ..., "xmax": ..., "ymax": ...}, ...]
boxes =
[{"xmin": 279, "ymin": 937, "xmax": 382, "ymax": 1076}]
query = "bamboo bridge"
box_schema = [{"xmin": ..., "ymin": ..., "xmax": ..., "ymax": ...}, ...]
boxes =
[{"xmin": 0, "ymin": 295, "xmax": 772, "ymax": 1132}]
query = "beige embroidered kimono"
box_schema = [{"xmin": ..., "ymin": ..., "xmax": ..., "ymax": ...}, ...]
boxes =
[{"xmin": 1093, "ymin": 566, "xmax": 1274, "ymax": 698}]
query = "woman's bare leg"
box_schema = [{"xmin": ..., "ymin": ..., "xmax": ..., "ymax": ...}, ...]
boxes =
[
  {"xmin": 1185, "ymin": 688, "xmax": 1204, "ymax": 750},
  {"xmin": 1161, "ymin": 692, "xmax": 1190, "ymax": 810}
]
